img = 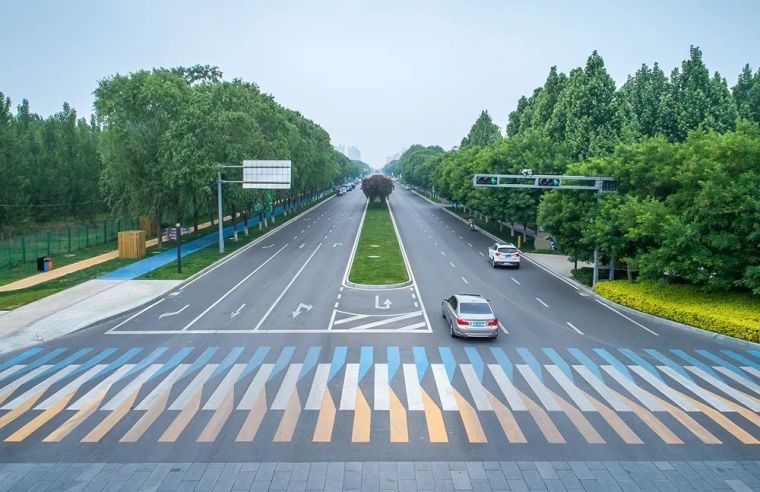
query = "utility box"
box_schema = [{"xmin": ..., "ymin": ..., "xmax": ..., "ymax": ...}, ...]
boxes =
[
  {"xmin": 118, "ymin": 230, "xmax": 146, "ymax": 258},
  {"xmin": 36, "ymin": 256, "xmax": 53, "ymax": 272},
  {"xmin": 534, "ymin": 231, "xmax": 552, "ymax": 250}
]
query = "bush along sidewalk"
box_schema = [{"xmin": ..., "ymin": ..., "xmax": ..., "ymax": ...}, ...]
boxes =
[
  {"xmin": 595, "ymin": 280, "xmax": 760, "ymax": 342},
  {"xmin": 348, "ymin": 199, "xmax": 409, "ymax": 285}
]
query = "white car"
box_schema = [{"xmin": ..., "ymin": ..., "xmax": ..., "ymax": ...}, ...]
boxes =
[{"xmin": 487, "ymin": 242, "xmax": 520, "ymax": 268}]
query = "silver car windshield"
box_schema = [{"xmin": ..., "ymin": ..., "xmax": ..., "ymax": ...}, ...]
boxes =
[{"xmin": 459, "ymin": 302, "xmax": 492, "ymax": 315}]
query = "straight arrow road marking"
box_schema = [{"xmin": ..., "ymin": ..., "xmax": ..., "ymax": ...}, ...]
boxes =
[{"xmin": 230, "ymin": 304, "xmax": 245, "ymax": 319}]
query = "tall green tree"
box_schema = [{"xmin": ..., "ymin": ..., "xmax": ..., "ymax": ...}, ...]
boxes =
[
  {"xmin": 460, "ymin": 110, "xmax": 501, "ymax": 148},
  {"xmin": 733, "ymin": 64, "xmax": 760, "ymax": 125}
]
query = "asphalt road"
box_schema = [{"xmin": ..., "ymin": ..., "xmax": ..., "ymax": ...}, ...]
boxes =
[{"xmin": 0, "ymin": 185, "xmax": 758, "ymax": 465}]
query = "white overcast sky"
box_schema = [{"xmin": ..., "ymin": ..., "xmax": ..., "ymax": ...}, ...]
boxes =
[{"xmin": 1, "ymin": 0, "xmax": 759, "ymax": 166}]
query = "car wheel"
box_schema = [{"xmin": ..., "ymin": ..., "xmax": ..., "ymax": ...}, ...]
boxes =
[
  {"xmin": 491, "ymin": 258, "xmax": 496, "ymax": 268},
  {"xmin": 449, "ymin": 323, "xmax": 456, "ymax": 338},
  {"xmin": 514, "ymin": 264, "xmax": 520, "ymax": 269}
]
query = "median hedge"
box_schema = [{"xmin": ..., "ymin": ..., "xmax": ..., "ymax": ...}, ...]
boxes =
[{"xmin": 594, "ymin": 280, "xmax": 760, "ymax": 342}]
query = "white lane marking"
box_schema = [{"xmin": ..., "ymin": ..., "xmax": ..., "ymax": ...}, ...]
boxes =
[
  {"xmin": 545, "ymin": 365, "xmax": 595, "ymax": 411},
  {"xmin": 461, "ymin": 276, "xmax": 469, "ymax": 285},
  {"xmin": 434, "ymin": 242, "xmax": 438, "ymax": 247},
  {"xmin": 237, "ymin": 364, "xmax": 273, "ymax": 410},
  {"xmin": 339, "ymin": 364, "xmax": 359, "ymax": 410},
  {"xmin": 461, "ymin": 364, "xmax": 492, "ymax": 411},
  {"xmin": 334, "ymin": 302, "xmax": 339, "ymax": 308},
  {"xmin": 536, "ymin": 297, "xmax": 549, "ymax": 308},
  {"xmin": 337, "ymin": 294, "xmax": 342, "ymax": 299},
  {"xmin": 449, "ymin": 262, "xmax": 456, "ymax": 268},
  {"xmin": 601, "ymin": 365, "xmax": 662, "ymax": 411},
  {"xmin": 305, "ymin": 364, "xmax": 330, "ymax": 410},
  {"xmin": 374, "ymin": 364, "xmax": 390, "ymax": 411},
  {"xmin": 403, "ymin": 364, "xmax": 424, "ymax": 411},
  {"xmin": 573, "ymin": 365, "xmax": 629, "ymax": 412},
  {"xmin": 488, "ymin": 364, "xmax": 526, "ymax": 411},
  {"xmin": 428, "ymin": 235, "xmax": 432, "ymax": 239},
  {"xmin": 594, "ymin": 299, "xmax": 658, "ymax": 336},
  {"xmin": 35, "ymin": 365, "xmax": 105, "ymax": 409},
  {"xmin": 348, "ymin": 312, "xmax": 422, "ymax": 330},
  {"xmin": 713, "ymin": 366, "xmax": 760, "ymax": 394},
  {"xmin": 135, "ymin": 364, "xmax": 189, "ymax": 410},
  {"xmin": 397, "ymin": 322, "xmax": 427, "ymax": 331},
  {"xmin": 440, "ymin": 251, "xmax": 446, "ymax": 256},
  {"xmin": 168, "ymin": 364, "xmax": 218, "ymax": 410},
  {"xmin": 498, "ymin": 321, "xmax": 509, "ymax": 334},
  {"xmin": 414, "ymin": 301, "xmax": 419, "ymax": 308},
  {"xmin": 458, "ymin": 235, "xmax": 463, "ymax": 239},
  {"xmin": 467, "ymin": 243, "xmax": 472, "ymax": 247},
  {"xmin": 431, "ymin": 365, "xmax": 457, "ymax": 411},
  {"xmin": 68, "ymin": 365, "xmax": 135, "ymax": 410},
  {"xmin": 253, "ymin": 243, "xmax": 323, "ymax": 330},
  {"xmin": 261, "ymin": 244, "xmax": 274, "ymax": 249},
  {"xmin": 271, "ymin": 364, "xmax": 303, "ymax": 410},
  {"xmin": 657, "ymin": 366, "xmax": 731, "ymax": 412},
  {"xmin": 629, "ymin": 366, "xmax": 698, "ymax": 412},
  {"xmin": 340, "ymin": 286, "xmax": 344, "ymax": 292},
  {"xmin": 102, "ymin": 365, "xmax": 162, "ymax": 411},
  {"xmin": 510, "ymin": 277, "xmax": 520, "ymax": 285},
  {"xmin": 333, "ymin": 313, "xmax": 371, "ymax": 325},
  {"xmin": 566, "ymin": 321, "xmax": 584, "ymax": 335},
  {"xmin": 182, "ymin": 244, "xmax": 289, "ymax": 331},
  {"xmin": 690, "ymin": 367, "xmax": 760, "ymax": 411},
  {"xmin": 158, "ymin": 304, "xmax": 189, "ymax": 319},
  {"xmin": 2, "ymin": 365, "xmax": 80, "ymax": 410},
  {"xmin": 107, "ymin": 298, "xmax": 165, "ymax": 332},
  {"xmin": 478, "ymin": 252, "xmax": 484, "ymax": 257},
  {"xmin": 203, "ymin": 364, "xmax": 245, "ymax": 410},
  {"xmin": 411, "ymin": 293, "xmax": 416, "ymax": 299},
  {"xmin": 516, "ymin": 364, "xmax": 561, "ymax": 411}
]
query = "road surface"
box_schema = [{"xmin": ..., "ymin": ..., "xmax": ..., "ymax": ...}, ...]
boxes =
[{"xmin": 0, "ymin": 186, "xmax": 758, "ymax": 489}]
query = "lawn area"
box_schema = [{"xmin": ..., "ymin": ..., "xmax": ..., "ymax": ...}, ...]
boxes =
[
  {"xmin": 595, "ymin": 280, "xmax": 760, "ymax": 342},
  {"xmin": 0, "ymin": 257, "xmax": 138, "ymax": 310},
  {"xmin": 349, "ymin": 200, "xmax": 409, "ymax": 285}
]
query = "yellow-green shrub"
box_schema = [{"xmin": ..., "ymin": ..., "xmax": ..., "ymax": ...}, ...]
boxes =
[{"xmin": 594, "ymin": 280, "xmax": 760, "ymax": 342}]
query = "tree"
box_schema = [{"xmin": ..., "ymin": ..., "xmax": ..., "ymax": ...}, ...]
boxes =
[
  {"xmin": 460, "ymin": 110, "xmax": 501, "ymax": 148},
  {"xmin": 361, "ymin": 175, "xmax": 394, "ymax": 202},
  {"xmin": 733, "ymin": 64, "xmax": 760, "ymax": 125}
]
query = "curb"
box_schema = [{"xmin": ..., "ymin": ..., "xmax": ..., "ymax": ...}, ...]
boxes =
[
  {"xmin": 344, "ymin": 280, "xmax": 413, "ymax": 289},
  {"xmin": 410, "ymin": 188, "xmax": 760, "ymax": 347}
]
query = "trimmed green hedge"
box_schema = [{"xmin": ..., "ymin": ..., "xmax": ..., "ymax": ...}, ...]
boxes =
[{"xmin": 595, "ymin": 280, "xmax": 760, "ymax": 342}]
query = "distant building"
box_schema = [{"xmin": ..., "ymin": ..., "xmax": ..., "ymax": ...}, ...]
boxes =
[{"xmin": 347, "ymin": 146, "xmax": 361, "ymax": 161}]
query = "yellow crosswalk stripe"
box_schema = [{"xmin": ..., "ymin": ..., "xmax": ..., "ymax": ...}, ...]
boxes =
[
  {"xmin": 313, "ymin": 389, "xmax": 336, "ymax": 442},
  {"xmin": 352, "ymin": 389, "xmax": 371, "ymax": 442},
  {"xmin": 236, "ymin": 389, "xmax": 268, "ymax": 442},
  {"xmin": 388, "ymin": 388, "xmax": 408, "ymax": 443},
  {"xmin": 274, "ymin": 391, "xmax": 302, "ymax": 442},
  {"xmin": 420, "ymin": 388, "xmax": 447, "ymax": 443}
]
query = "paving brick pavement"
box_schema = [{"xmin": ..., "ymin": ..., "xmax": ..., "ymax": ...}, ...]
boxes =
[{"xmin": 0, "ymin": 462, "xmax": 758, "ymax": 491}]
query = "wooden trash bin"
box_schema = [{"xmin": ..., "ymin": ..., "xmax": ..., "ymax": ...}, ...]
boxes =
[
  {"xmin": 138, "ymin": 216, "xmax": 157, "ymax": 236},
  {"xmin": 118, "ymin": 230, "xmax": 146, "ymax": 258}
]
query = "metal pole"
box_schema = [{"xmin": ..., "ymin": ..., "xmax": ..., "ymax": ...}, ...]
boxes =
[
  {"xmin": 176, "ymin": 223, "xmax": 182, "ymax": 274},
  {"xmin": 217, "ymin": 169, "xmax": 224, "ymax": 253},
  {"xmin": 592, "ymin": 247, "xmax": 599, "ymax": 288}
]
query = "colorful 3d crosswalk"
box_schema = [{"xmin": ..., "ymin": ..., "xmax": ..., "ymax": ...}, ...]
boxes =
[{"xmin": 0, "ymin": 345, "xmax": 758, "ymax": 445}]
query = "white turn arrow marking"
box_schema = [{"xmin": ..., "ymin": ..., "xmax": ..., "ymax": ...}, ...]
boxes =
[
  {"xmin": 292, "ymin": 303, "xmax": 313, "ymax": 318},
  {"xmin": 333, "ymin": 242, "xmax": 343, "ymax": 248},
  {"xmin": 159, "ymin": 304, "xmax": 189, "ymax": 319},
  {"xmin": 262, "ymin": 244, "xmax": 274, "ymax": 249},
  {"xmin": 375, "ymin": 296, "xmax": 392, "ymax": 310},
  {"xmin": 230, "ymin": 303, "xmax": 246, "ymax": 319}
]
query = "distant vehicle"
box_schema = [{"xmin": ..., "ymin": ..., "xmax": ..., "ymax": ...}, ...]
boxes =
[
  {"xmin": 336, "ymin": 187, "xmax": 345, "ymax": 196},
  {"xmin": 487, "ymin": 242, "xmax": 520, "ymax": 268},
  {"xmin": 441, "ymin": 294, "xmax": 499, "ymax": 338}
]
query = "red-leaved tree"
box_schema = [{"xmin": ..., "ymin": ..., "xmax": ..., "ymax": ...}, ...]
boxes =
[{"xmin": 361, "ymin": 175, "xmax": 394, "ymax": 202}]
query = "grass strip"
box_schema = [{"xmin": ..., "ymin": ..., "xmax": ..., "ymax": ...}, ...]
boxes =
[
  {"xmin": 595, "ymin": 280, "xmax": 760, "ymax": 342},
  {"xmin": 0, "ymin": 198, "xmax": 327, "ymax": 309},
  {"xmin": 348, "ymin": 200, "xmax": 409, "ymax": 285}
]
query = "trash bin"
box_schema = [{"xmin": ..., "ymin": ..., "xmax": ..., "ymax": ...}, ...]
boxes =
[{"xmin": 37, "ymin": 256, "xmax": 54, "ymax": 272}]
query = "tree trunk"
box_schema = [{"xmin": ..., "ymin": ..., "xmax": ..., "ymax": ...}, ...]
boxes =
[
  {"xmin": 155, "ymin": 207, "xmax": 163, "ymax": 250},
  {"xmin": 243, "ymin": 209, "xmax": 249, "ymax": 236},
  {"xmin": 232, "ymin": 204, "xmax": 238, "ymax": 241},
  {"xmin": 574, "ymin": 258, "xmax": 578, "ymax": 271},
  {"xmin": 193, "ymin": 212, "xmax": 199, "ymax": 233},
  {"xmin": 627, "ymin": 262, "xmax": 634, "ymax": 282}
]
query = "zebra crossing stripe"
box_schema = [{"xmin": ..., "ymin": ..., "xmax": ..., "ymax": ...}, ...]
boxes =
[
  {"xmin": 432, "ymin": 365, "xmax": 457, "ymax": 411},
  {"xmin": 689, "ymin": 366, "xmax": 760, "ymax": 411},
  {"xmin": 272, "ymin": 364, "xmax": 302, "ymax": 410},
  {"xmin": 2, "ymin": 365, "xmax": 80, "ymax": 411},
  {"xmin": 710, "ymin": 366, "xmax": 760, "ymax": 399},
  {"xmin": 239, "ymin": 364, "xmax": 273, "ymax": 410},
  {"xmin": 340, "ymin": 364, "xmax": 359, "ymax": 410},
  {"xmin": 629, "ymin": 366, "xmax": 699, "ymax": 412},
  {"xmin": 169, "ymin": 364, "xmax": 218, "ymax": 411},
  {"xmin": 516, "ymin": 365, "xmax": 560, "ymax": 411},
  {"xmin": 36, "ymin": 365, "xmax": 105, "ymax": 410},
  {"xmin": 305, "ymin": 364, "xmax": 330, "ymax": 410},
  {"xmin": 403, "ymin": 364, "xmax": 423, "ymax": 411},
  {"xmin": 0, "ymin": 365, "xmax": 51, "ymax": 407},
  {"xmin": 461, "ymin": 364, "xmax": 491, "ymax": 411},
  {"xmin": 572, "ymin": 365, "xmax": 629, "ymax": 412},
  {"xmin": 545, "ymin": 365, "xmax": 594, "ymax": 411},
  {"xmin": 374, "ymin": 364, "xmax": 389, "ymax": 411}
]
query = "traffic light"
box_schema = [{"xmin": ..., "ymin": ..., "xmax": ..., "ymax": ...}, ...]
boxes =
[
  {"xmin": 475, "ymin": 175, "xmax": 498, "ymax": 185},
  {"xmin": 538, "ymin": 178, "xmax": 560, "ymax": 187}
]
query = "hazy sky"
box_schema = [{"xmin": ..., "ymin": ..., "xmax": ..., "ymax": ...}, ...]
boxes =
[{"xmin": 2, "ymin": 1, "xmax": 759, "ymax": 167}]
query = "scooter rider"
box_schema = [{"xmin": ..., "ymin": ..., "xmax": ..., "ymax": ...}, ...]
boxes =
[{"xmin": 468, "ymin": 218, "xmax": 474, "ymax": 231}]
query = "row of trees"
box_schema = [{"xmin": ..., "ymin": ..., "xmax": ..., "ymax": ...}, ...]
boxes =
[
  {"xmin": 1, "ymin": 65, "xmax": 368, "ymax": 240},
  {"xmin": 0, "ymin": 96, "xmax": 103, "ymax": 227},
  {"xmin": 385, "ymin": 47, "xmax": 760, "ymax": 293}
]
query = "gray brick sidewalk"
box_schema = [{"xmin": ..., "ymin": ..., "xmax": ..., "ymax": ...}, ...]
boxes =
[{"xmin": 0, "ymin": 461, "xmax": 758, "ymax": 491}]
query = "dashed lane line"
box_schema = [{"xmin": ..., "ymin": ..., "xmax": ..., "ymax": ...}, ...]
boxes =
[
  {"xmin": 536, "ymin": 298, "xmax": 549, "ymax": 308},
  {"xmin": 566, "ymin": 322, "xmax": 584, "ymax": 335},
  {"xmin": 510, "ymin": 277, "xmax": 520, "ymax": 285}
]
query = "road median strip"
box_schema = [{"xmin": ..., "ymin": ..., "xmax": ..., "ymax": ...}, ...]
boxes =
[{"xmin": 348, "ymin": 199, "xmax": 409, "ymax": 286}]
